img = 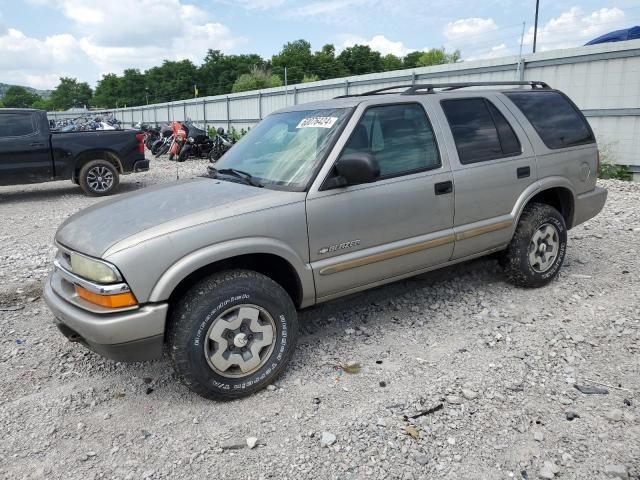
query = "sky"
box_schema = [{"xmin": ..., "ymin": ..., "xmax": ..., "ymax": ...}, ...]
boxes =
[{"xmin": 0, "ymin": 0, "xmax": 638, "ymax": 90}]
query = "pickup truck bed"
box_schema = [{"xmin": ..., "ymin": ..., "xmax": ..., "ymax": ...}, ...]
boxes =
[{"xmin": 0, "ymin": 108, "xmax": 148, "ymax": 195}]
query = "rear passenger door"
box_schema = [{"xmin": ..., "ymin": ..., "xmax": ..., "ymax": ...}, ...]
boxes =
[
  {"xmin": 0, "ymin": 112, "xmax": 52, "ymax": 186},
  {"xmin": 436, "ymin": 94, "xmax": 537, "ymax": 259},
  {"xmin": 306, "ymin": 102, "xmax": 455, "ymax": 301}
]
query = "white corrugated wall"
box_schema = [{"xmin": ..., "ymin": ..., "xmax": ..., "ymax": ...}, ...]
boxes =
[{"xmin": 48, "ymin": 40, "xmax": 640, "ymax": 169}]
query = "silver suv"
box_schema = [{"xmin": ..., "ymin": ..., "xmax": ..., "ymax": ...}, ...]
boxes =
[{"xmin": 44, "ymin": 81, "xmax": 607, "ymax": 400}]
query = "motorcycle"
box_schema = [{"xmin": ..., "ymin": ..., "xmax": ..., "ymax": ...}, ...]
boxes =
[
  {"xmin": 144, "ymin": 126, "xmax": 161, "ymax": 150},
  {"xmin": 177, "ymin": 123, "xmax": 213, "ymax": 162},
  {"xmin": 208, "ymin": 127, "xmax": 235, "ymax": 162},
  {"xmin": 151, "ymin": 124, "xmax": 173, "ymax": 156},
  {"xmin": 168, "ymin": 121, "xmax": 187, "ymax": 161}
]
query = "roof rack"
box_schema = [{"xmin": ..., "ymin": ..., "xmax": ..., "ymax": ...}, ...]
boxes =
[{"xmin": 336, "ymin": 81, "xmax": 550, "ymax": 98}]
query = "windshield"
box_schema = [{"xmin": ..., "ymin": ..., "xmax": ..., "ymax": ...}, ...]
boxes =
[{"xmin": 214, "ymin": 108, "xmax": 352, "ymax": 190}]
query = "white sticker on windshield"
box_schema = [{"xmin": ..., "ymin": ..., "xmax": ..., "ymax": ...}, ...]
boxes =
[{"xmin": 296, "ymin": 116, "xmax": 338, "ymax": 129}]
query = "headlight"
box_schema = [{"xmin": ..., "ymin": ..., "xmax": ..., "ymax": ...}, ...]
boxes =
[
  {"xmin": 69, "ymin": 252, "xmax": 121, "ymax": 284},
  {"xmin": 188, "ymin": 137, "xmax": 194, "ymax": 143}
]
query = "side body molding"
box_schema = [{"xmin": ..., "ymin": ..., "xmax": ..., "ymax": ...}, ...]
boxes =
[{"xmin": 147, "ymin": 237, "xmax": 316, "ymax": 307}]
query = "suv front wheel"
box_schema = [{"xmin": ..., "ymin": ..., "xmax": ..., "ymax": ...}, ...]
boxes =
[
  {"xmin": 502, "ymin": 203, "xmax": 567, "ymax": 288},
  {"xmin": 168, "ymin": 270, "xmax": 298, "ymax": 400}
]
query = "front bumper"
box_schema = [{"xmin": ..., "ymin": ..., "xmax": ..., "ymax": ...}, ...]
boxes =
[
  {"xmin": 572, "ymin": 186, "xmax": 608, "ymax": 227},
  {"xmin": 43, "ymin": 276, "xmax": 167, "ymax": 362}
]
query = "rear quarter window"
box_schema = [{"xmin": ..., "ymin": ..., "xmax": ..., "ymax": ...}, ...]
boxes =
[
  {"xmin": 504, "ymin": 91, "xmax": 594, "ymax": 149},
  {"xmin": 0, "ymin": 113, "xmax": 36, "ymax": 138}
]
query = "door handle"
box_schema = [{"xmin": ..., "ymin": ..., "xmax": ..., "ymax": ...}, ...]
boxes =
[
  {"xmin": 30, "ymin": 142, "xmax": 45, "ymax": 147},
  {"xmin": 517, "ymin": 166, "xmax": 530, "ymax": 179},
  {"xmin": 434, "ymin": 180, "xmax": 453, "ymax": 195}
]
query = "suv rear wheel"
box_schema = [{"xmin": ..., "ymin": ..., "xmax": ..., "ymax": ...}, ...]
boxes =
[
  {"xmin": 168, "ymin": 270, "xmax": 298, "ymax": 400},
  {"xmin": 502, "ymin": 203, "xmax": 567, "ymax": 287},
  {"xmin": 79, "ymin": 159, "xmax": 119, "ymax": 196}
]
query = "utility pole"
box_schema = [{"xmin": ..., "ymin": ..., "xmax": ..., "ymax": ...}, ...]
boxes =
[{"xmin": 533, "ymin": 0, "xmax": 540, "ymax": 53}]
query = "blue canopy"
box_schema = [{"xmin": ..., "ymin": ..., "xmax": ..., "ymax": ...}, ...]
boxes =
[{"xmin": 586, "ymin": 26, "xmax": 640, "ymax": 45}]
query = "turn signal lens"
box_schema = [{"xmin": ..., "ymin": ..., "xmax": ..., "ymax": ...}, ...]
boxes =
[{"xmin": 75, "ymin": 286, "xmax": 138, "ymax": 308}]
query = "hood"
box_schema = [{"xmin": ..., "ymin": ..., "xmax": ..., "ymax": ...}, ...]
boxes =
[{"xmin": 56, "ymin": 178, "xmax": 301, "ymax": 258}]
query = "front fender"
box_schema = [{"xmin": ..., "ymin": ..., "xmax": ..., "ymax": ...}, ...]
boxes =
[{"xmin": 147, "ymin": 237, "xmax": 316, "ymax": 307}]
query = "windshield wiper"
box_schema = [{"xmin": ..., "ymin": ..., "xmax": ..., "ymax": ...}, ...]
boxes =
[{"xmin": 210, "ymin": 167, "xmax": 264, "ymax": 188}]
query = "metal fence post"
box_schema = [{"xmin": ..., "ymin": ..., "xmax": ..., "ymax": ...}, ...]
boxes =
[
  {"xmin": 203, "ymin": 99, "xmax": 207, "ymax": 127},
  {"xmin": 345, "ymin": 79, "xmax": 349, "ymax": 96},
  {"xmin": 519, "ymin": 59, "xmax": 526, "ymax": 81},
  {"xmin": 293, "ymin": 87, "xmax": 298, "ymax": 105},
  {"xmin": 258, "ymin": 92, "xmax": 262, "ymax": 120},
  {"xmin": 226, "ymin": 96, "xmax": 231, "ymax": 132},
  {"xmin": 183, "ymin": 102, "xmax": 187, "ymax": 121}
]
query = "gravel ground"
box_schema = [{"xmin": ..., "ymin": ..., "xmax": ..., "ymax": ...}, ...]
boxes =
[{"xmin": 0, "ymin": 160, "xmax": 638, "ymax": 480}]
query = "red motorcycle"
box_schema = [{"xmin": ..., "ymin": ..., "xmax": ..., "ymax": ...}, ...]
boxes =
[{"xmin": 168, "ymin": 121, "xmax": 187, "ymax": 161}]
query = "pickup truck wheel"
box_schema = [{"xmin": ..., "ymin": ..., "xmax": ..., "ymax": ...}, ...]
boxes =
[
  {"xmin": 503, "ymin": 203, "xmax": 567, "ymax": 288},
  {"xmin": 168, "ymin": 270, "xmax": 298, "ymax": 400},
  {"xmin": 79, "ymin": 160, "xmax": 119, "ymax": 196}
]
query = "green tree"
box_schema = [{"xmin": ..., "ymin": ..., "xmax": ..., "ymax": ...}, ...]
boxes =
[
  {"xmin": 198, "ymin": 50, "xmax": 267, "ymax": 96},
  {"xmin": 337, "ymin": 45, "xmax": 384, "ymax": 75},
  {"xmin": 312, "ymin": 44, "xmax": 348, "ymax": 80},
  {"xmin": 272, "ymin": 39, "xmax": 314, "ymax": 85},
  {"xmin": 146, "ymin": 59, "xmax": 197, "ymax": 103},
  {"xmin": 93, "ymin": 73, "xmax": 122, "ymax": 108},
  {"xmin": 49, "ymin": 77, "xmax": 93, "ymax": 110},
  {"xmin": 121, "ymin": 69, "xmax": 147, "ymax": 106},
  {"xmin": 382, "ymin": 54, "xmax": 403, "ymax": 71},
  {"xmin": 402, "ymin": 51, "xmax": 424, "ymax": 69},
  {"xmin": 31, "ymin": 98, "xmax": 51, "ymax": 110},
  {"xmin": 417, "ymin": 48, "xmax": 461, "ymax": 67},
  {"xmin": 302, "ymin": 74, "xmax": 320, "ymax": 83},
  {"xmin": 1, "ymin": 86, "xmax": 42, "ymax": 108},
  {"xmin": 231, "ymin": 67, "xmax": 282, "ymax": 93}
]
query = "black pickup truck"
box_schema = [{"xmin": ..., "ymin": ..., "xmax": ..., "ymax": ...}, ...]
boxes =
[{"xmin": 0, "ymin": 108, "xmax": 149, "ymax": 196}]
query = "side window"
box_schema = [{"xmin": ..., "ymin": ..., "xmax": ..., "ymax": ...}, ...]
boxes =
[
  {"xmin": 0, "ymin": 113, "xmax": 35, "ymax": 138},
  {"xmin": 441, "ymin": 98, "xmax": 522, "ymax": 164},
  {"xmin": 504, "ymin": 91, "xmax": 594, "ymax": 149},
  {"xmin": 341, "ymin": 103, "xmax": 440, "ymax": 177}
]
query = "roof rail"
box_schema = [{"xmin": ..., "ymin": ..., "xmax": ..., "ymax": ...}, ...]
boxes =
[
  {"xmin": 402, "ymin": 81, "xmax": 550, "ymax": 95},
  {"xmin": 335, "ymin": 81, "xmax": 550, "ymax": 98},
  {"xmin": 333, "ymin": 84, "xmax": 414, "ymax": 99}
]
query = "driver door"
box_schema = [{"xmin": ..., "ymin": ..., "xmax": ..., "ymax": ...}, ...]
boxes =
[{"xmin": 306, "ymin": 102, "xmax": 455, "ymax": 302}]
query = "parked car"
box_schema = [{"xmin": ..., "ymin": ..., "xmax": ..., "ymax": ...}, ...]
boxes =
[
  {"xmin": 0, "ymin": 109, "xmax": 148, "ymax": 195},
  {"xmin": 43, "ymin": 81, "xmax": 607, "ymax": 400}
]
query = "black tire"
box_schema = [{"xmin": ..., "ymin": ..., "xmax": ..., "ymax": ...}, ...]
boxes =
[
  {"xmin": 168, "ymin": 270, "xmax": 298, "ymax": 400},
  {"xmin": 178, "ymin": 144, "xmax": 191, "ymax": 162},
  {"xmin": 150, "ymin": 139, "xmax": 163, "ymax": 155},
  {"xmin": 503, "ymin": 203, "xmax": 567, "ymax": 288},
  {"xmin": 78, "ymin": 159, "xmax": 119, "ymax": 196},
  {"xmin": 155, "ymin": 142, "xmax": 170, "ymax": 158}
]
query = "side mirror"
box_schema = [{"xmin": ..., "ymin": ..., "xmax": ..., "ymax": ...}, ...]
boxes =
[{"xmin": 328, "ymin": 152, "xmax": 380, "ymax": 188}]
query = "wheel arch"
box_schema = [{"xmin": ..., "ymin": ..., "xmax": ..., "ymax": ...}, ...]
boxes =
[
  {"xmin": 513, "ymin": 178, "xmax": 576, "ymax": 230},
  {"xmin": 147, "ymin": 240, "xmax": 314, "ymax": 309},
  {"xmin": 74, "ymin": 149, "xmax": 123, "ymax": 179}
]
